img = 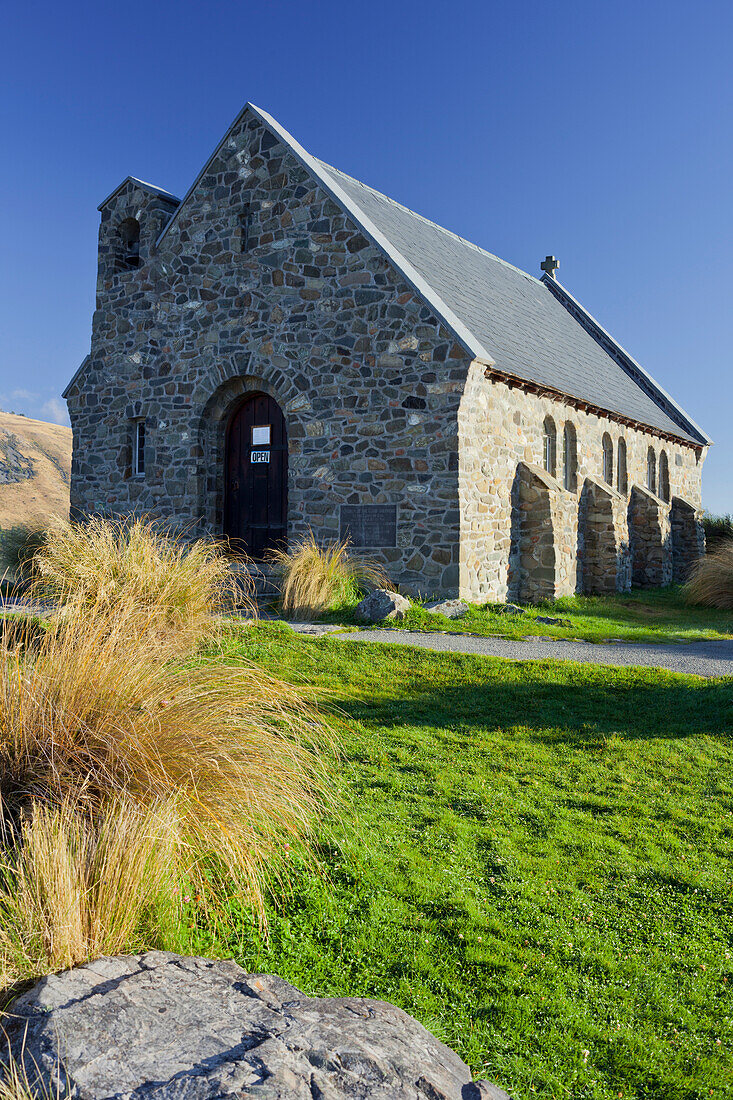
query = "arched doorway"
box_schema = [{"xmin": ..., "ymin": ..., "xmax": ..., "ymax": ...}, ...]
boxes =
[{"xmin": 224, "ymin": 392, "xmax": 287, "ymax": 558}]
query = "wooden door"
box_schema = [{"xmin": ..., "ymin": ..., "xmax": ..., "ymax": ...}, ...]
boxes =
[{"xmin": 224, "ymin": 393, "xmax": 287, "ymax": 558}]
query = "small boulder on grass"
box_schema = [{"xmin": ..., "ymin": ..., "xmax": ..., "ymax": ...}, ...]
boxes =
[
  {"xmin": 424, "ymin": 598, "xmax": 469, "ymax": 619},
  {"xmin": 355, "ymin": 588, "xmax": 411, "ymax": 623}
]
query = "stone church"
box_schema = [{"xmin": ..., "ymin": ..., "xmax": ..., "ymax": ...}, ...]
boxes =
[{"xmin": 64, "ymin": 103, "xmax": 710, "ymax": 601}]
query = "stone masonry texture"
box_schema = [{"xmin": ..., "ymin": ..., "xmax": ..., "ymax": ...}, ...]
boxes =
[{"xmin": 66, "ymin": 110, "xmax": 707, "ymax": 601}]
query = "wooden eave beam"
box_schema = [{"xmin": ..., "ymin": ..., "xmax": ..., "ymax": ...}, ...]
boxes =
[{"xmin": 481, "ymin": 365, "xmax": 703, "ymax": 451}]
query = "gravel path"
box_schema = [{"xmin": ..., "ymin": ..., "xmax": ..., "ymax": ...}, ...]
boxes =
[
  {"xmin": 324, "ymin": 628, "xmax": 733, "ymax": 678},
  {"xmin": 4, "ymin": 597, "xmax": 730, "ymax": 677}
]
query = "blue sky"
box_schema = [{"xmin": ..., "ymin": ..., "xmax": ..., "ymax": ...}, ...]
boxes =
[{"xmin": 2, "ymin": 0, "xmax": 731, "ymax": 512}]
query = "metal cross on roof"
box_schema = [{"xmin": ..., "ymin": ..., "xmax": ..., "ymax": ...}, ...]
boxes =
[{"xmin": 541, "ymin": 255, "xmax": 559, "ymax": 279}]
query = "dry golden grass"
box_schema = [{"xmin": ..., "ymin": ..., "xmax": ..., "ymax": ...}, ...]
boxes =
[
  {"xmin": 269, "ymin": 531, "xmax": 390, "ymax": 620},
  {"xmin": 0, "ymin": 520, "xmax": 332, "ymax": 989},
  {"xmin": 0, "ymin": 1051, "xmax": 65, "ymax": 1100},
  {"xmin": 0, "ymin": 411, "xmax": 71, "ymax": 535},
  {"xmin": 0, "ymin": 799, "xmax": 178, "ymax": 981},
  {"xmin": 30, "ymin": 517, "xmax": 251, "ymax": 652},
  {"xmin": 0, "ymin": 598, "xmax": 330, "ymax": 920},
  {"xmin": 684, "ymin": 538, "xmax": 733, "ymax": 609}
]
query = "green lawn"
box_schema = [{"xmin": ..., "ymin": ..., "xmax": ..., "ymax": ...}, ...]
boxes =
[
  {"xmin": 178, "ymin": 624, "xmax": 733, "ymax": 1100},
  {"xmin": 327, "ymin": 586, "xmax": 733, "ymax": 645}
]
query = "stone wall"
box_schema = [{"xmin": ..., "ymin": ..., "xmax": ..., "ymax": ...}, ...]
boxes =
[
  {"xmin": 458, "ymin": 363, "xmax": 704, "ymax": 601},
  {"xmin": 628, "ymin": 486, "xmax": 673, "ymax": 587},
  {"xmin": 671, "ymin": 496, "xmax": 706, "ymax": 584}
]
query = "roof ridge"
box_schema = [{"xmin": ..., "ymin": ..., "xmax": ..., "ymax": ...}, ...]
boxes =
[{"xmin": 314, "ymin": 158, "xmax": 543, "ymax": 287}]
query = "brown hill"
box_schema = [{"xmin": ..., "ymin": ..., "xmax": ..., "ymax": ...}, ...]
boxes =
[{"xmin": 0, "ymin": 411, "xmax": 71, "ymax": 531}]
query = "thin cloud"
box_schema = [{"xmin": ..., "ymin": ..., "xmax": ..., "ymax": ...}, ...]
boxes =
[{"xmin": 40, "ymin": 398, "xmax": 70, "ymax": 426}]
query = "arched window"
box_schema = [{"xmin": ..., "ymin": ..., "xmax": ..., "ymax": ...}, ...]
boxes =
[
  {"xmin": 616, "ymin": 438, "xmax": 628, "ymax": 494},
  {"xmin": 659, "ymin": 449, "xmax": 670, "ymax": 502},
  {"xmin": 602, "ymin": 433, "xmax": 613, "ymax": 485},
  {"xmin": 563, "ymin": 422, "xmax": 577, "ymax": 491},
  {"xmin": 647, "ymin": 447, "xmax": 657, "ymax": 493},
  {"xmin": 117, "ymin": 217, "xmax": 140, "ymax": 271},
  {"xmin": 543, "ymin": 416, "xmax": 557, "ymax": 477}
]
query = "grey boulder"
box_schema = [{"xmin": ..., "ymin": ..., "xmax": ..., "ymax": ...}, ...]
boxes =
[
  {"xmin": 355, "ymin": 588, "xmax": 411, "ymax": 623},
  {"xmin": 1, "ymin": 952, "xmax": 511, "ymax": 1099},
  {"xmin": 424, "ymin": 599, "xmax": 469, "ymax": 620}
]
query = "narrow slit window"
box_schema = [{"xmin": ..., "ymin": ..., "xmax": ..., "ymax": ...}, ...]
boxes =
[
  {"xmin": 659, "ymin": 449, "xmax": 670, "ymax": 502},
  {"xmin": 563, "ymin": 422, "xmax": 577, "ymax": 491},
  {"xmin": 647, "ymin": 447, "xmax": 656, "ymax": 493},
  {"xmin": 118, "ymin": 218, "xmax": 140, "ymax": 271},
  {"xmin": 543, "ymin": 416, "xmax": 557, "ymax": 477},
  {"xmin": 616, "ymin": 438, "xmax": 628, "ymax": 494},
  {"xmin": 240, "ymin": 204, "xmax": 251, "ymax": 253},
  {"xmin": 133, "ymin": 420, "xmax": 146, "ymax": 477},
  {"xmin": 602, "ymin": 433, "xmax": 613, "ymax": 485}
]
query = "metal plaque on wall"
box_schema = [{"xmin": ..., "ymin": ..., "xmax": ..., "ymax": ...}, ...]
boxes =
[{"xmin": 340, "ymin": 504, "xmax": 397, "ymax": 548}]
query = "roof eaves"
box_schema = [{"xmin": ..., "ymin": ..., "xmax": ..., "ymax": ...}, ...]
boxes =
[
  {"xmin": 541, "ymin": 274, "xmax": 712, "ymax": 446},
  {"xmin": 98, "ymin": 177, "xmax": 181, "ymax": 212},
  {"xmin": 62, "ymin": 355, "xmax": 90, "ymax": 400}
]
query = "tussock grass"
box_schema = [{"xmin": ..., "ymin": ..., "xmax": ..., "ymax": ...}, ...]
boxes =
[
  {"xmin": 0, "ymin": 1051, "xmax": 65, "ymax": 1100},
  {"xmin": 30, "ymin": 517, "xmax": 250, "ymax": 652},
  {"xmin": 684, "ymin": 538, "xmax": 733, "ymax": 609},
  {"xmin": 269, "ymin": 532, "xmax": 390, "ymax": 620},
  {"xmin": 0, "ymin": 520, "xmax": 332, "ymax": 986},
  {"xmin": 0, "ymin": 599, "xmax": 330, "ymax": 921},
  {"xmin": 0, "ymin": 799, "xmax": 179, "ymax": 981}
]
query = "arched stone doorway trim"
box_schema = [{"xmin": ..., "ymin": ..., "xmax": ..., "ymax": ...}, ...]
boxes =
[{"xmin": 194, "ymin": 358, "xmax": 304, "ymax": 537}]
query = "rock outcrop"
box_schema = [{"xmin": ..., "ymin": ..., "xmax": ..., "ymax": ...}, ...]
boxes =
[{"xmin": 1, "ymin": 952, "xmax": 511, "ymax": 1099}]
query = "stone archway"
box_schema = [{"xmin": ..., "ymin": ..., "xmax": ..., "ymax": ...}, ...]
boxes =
[{"xmin": 195, "ymin": 364, "xmax": 301, "ymax": 539}]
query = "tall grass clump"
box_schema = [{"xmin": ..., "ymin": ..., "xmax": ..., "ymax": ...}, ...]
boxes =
[
  {"xmin": 29, "ymin": 517, "xmax": 251, "ymax": 652},
  {"xmin": 0, "ymin": 799, "xmax": 179, "ymax": 981},
  {"xmin": 0, "ymin": 598, "xmax": 330, "ymax": 917},
  {"xmin": 703, "ymin": 512, "xmax": 733, "ymax": 553},
  {"xmin": 0, "ymin": 520, "xmax": 333, "ymax": 983},
  {"xmin": 269, "ymin": 531, "xmax": 390, "ymax": 619},
  {"xmin": 684, "ymin": 538, "xmax": 733, "ymax": 609}
]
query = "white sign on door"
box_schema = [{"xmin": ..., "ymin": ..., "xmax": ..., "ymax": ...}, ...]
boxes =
[
  {"xmin": 252, "ymin": 425, "xmax": 271, "ymax": 445},
  {"xmin": 251, "ymin": 450, "xmax": 270, "ymax": 464}
]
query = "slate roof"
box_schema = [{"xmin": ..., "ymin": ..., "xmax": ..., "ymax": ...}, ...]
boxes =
[{"xmin": 312, "ymin": 159, "xmax": 707, "ymax": 445}]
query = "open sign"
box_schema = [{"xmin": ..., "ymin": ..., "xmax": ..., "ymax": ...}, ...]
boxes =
[{"xmin": 251, "ymin": 450, "xmax": 270, "ymax": 464}]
